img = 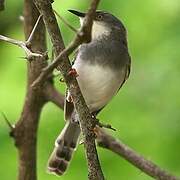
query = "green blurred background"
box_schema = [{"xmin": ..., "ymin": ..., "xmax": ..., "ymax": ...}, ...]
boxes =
[{"xmin": 0, "ymin": 0, "xmax": 180, "ymax": 179}]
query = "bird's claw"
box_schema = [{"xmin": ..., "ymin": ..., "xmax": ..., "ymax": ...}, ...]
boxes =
[
  {"xmin": 68, "ymin": 68, "xmax": 79, "ymax": 77},
  {"xmin": 94, "ymin": 117, "xmax": 116, "ymax": 131}
]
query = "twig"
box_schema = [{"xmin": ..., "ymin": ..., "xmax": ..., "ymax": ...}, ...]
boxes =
[
  {"xmin": 0, "ymin": 35, "xmax": 42, "ymax": 59},
  {"xmin": 34, "ymin": 0, "xmax": 104, "ymax": 179},
  {"xmin": 96, "ymin": 128, "xmax": 179, "ymax": 180},
  {"xmin": 0, "ymin": 15, "xmax": 43, "ymax": 59},
  {"xmin": 54, "ymin": 10, "xmax": 78, "ymax": 33}
]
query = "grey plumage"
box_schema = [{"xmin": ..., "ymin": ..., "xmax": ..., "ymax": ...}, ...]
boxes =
[
  {"xmin": 48, "ymin": 119, "xmax": 80, "ymax": 175},
  {"xmin": 47, "ymin": 10, "xmax": 131, "ymax": 176}
]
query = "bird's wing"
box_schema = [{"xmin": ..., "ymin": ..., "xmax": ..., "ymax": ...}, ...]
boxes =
[{"xmin": 118, "ymin": 55, "xmax": 131, "ymax": 91}]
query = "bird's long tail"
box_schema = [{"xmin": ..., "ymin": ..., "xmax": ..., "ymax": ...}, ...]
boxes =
[{"xmin": 47, "ymin": 120, "xmax": 81, "ymax": 175}]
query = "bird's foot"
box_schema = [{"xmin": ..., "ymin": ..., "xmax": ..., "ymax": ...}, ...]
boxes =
[
  {"xmin": 68, "ymin": 68, "xmax": 79, "ymax": 77},
  {"xmin": 94, "ymin": 118, "xmax": 116, "ymax": 131}
]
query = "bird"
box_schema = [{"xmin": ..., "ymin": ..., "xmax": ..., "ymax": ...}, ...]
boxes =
[{"xmin": 47, "ymin": 9, "xmax": 131, "ymax": 176}]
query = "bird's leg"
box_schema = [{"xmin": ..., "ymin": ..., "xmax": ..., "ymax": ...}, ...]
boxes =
[
  {"xmin": 80, "ymin": 114, "xmax": 116, "ymax": 144},
  {"xmin": 96, "ymin": 119, "xmax": 116, "ymax": 131},
  {"xmin": 68, "ymin": 68, "xmax": 79, "ymax": 77}
]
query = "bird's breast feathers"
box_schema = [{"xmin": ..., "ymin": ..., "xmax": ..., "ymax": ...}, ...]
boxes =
[{"xmin": 72, "ymin": 59, "xmax": 126, "ymax": 112}]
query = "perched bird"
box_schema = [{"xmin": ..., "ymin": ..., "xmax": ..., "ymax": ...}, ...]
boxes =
[{"xmin": 48, "ymin": 9, "xmax": 131, "ymax": 176}]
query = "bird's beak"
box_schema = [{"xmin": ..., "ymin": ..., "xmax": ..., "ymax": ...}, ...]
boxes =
[{"xmin": 68, "ymin": 9, "xmax": 85, "ymax": 17}]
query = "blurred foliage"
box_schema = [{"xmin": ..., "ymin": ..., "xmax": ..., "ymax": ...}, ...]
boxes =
[{"xmin": 0, "ymin": 0, "xmax": 180, "ymax": 179}]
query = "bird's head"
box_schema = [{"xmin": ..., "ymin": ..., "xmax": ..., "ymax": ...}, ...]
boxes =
[{"xmin": 68, "ymin": 10, "xmax": 126, "ymax": 40}]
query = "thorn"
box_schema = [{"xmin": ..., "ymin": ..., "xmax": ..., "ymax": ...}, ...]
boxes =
[
  {"xmin": 0, "ymin": 111, "xmax": 14, "ymax": 131},
  {"xmin": 17, "ymin": 56, "xmax": 34, "ymax": 62},
  {"xmin": 26, "ymin": 14, "xmax": 43, "ymax": 44},
  {"xmin": 17, "ymin": 56, "xmax": 28, "ymax": 61}
]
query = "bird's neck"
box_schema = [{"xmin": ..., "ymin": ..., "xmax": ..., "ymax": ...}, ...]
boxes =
[
  {"xmin": 91, "ymin": 23, "xmax": 127, "ymax": 45},
  {"xmin": 91, "ymin": 22, "xmax": 111, "ymax": 40},
  {"xmin": 79, "ymin": 18, "xmax": 111, "ymax": 40},
  {"xmin": 79, "ymin": 18, "xmax": 127, "ymax": 46}
]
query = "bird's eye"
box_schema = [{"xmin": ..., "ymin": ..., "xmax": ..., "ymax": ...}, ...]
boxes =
[{"xmin": 97, "ymin": 14, "xmax": 103, "ymax": 20}]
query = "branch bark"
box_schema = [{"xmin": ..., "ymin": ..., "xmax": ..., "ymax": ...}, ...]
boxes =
[
  {"xmin": 33, "ymin": 0, "xmax": 104, "ymax": 179},
  {"xmin": 12, "ymin": 1, "xmax": 47, "ymax": 180},
  {"xmin": 4, "ymin": 1, "xmax": 62, "ymax": 180},
  {"xmin": 96, "ymin": 128, "xmax": 179, "ymax": 180}
]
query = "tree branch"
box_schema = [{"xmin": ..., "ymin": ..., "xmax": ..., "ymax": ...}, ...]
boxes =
[
  {"xmin": 10, "ymin": 1, "xmax": 48, "ymax": 180},
  {"xmin": 0, "ymin": 35, "xmax": 43, "ymax": 59},
  {"xmin": 96, "ymin": 128, "xmax": 179, "ymax": 180},
  {"xmin": 33, "ymin": 0, "xmax": 104, "ymax": 179},
  {"xmin": 0, "ymin": 15, "xmax": 44, "ymax": 60},
  {"xmin": 1, "ymin": 1, "xmax": 69, "ymax": 180}
]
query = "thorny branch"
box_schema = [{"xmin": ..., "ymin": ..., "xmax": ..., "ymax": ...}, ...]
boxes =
[
  {"xmin": 33, "ymin": 0, "xmax": 104, "ymax": 179},
  {"xmin": 0, "ymin": 15, "xmax": 43, "ymax": 60},
  {"xmin": 0, "ymin": 1, "xmax": 64, "ymax": 180},
  {"xmin": 1, "ymin": 0, "xmax": 179, "ymax": 179}
]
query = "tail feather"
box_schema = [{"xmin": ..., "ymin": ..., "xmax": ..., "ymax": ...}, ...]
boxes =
[{"xmin": 47, "ymin": 121, "xmax": 80, "ymax": 175}]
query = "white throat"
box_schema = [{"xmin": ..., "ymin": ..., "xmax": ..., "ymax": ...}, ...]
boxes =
[{"xmin": 79, "ymin": 18, "xmax": 110, "ymax": 40}]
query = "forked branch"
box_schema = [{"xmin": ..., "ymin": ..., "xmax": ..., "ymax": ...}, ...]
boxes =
[{"xmin": 0, "ymin": 15, "xmax": 43, "ymax": 60}]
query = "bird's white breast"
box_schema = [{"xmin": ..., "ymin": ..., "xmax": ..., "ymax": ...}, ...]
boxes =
[{"xmin": 72, "ymin": 59, "xmax": 126, "ymax": 112}]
